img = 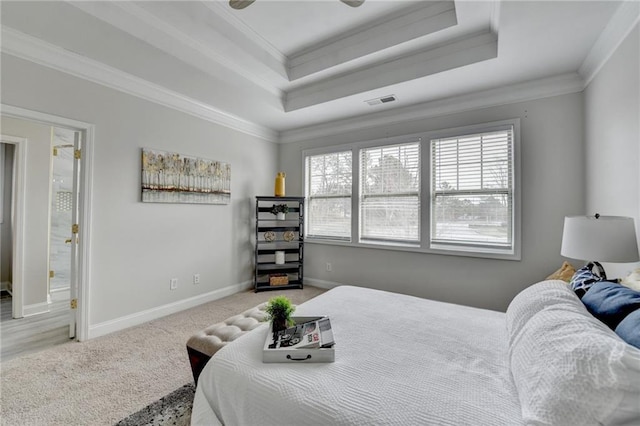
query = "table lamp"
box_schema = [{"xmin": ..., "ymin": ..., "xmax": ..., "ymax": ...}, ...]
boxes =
[{"xmin": 561, "ymin": 214, "xmax": 640, "ymax": 279}]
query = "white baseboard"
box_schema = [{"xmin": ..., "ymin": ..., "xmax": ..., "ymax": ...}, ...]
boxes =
[
  {"xmin": 304, "ymin": 278, "xmax": 342, "ymax": 290},
  {"xmin": 88, "ymin": 280, "xmax": 253, "ymax": 339},
  {"xmin": 1, "ymin": 281, "xmax": 11, "ymax": 293},
  {"xmin": 23, "ymin": 301, "xmax": 50, "ymax": 317}
]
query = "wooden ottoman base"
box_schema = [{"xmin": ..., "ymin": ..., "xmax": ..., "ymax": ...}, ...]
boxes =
[{"xmin": 187, "ymin": 346, "xmax": 213, "ymax": 384}]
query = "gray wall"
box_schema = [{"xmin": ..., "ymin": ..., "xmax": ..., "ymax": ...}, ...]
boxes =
[
  {"xmin": 1, "ymin": 54, "xmax": 278, "ymax": 326},
  {"xmin": 280, "ymin": 93, "xmax": 585, "ymax": 311},
  {"xmin": 584, "ymin": 24, "xmax": 640, "ymax": 277}
]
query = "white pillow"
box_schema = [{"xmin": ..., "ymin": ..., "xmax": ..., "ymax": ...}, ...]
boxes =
[
  {"xmin": 621, "ymin": 268, "xmax": 640, "ymax": 292},
  {"xmin": 509, "ymin": 298, "xmax": 640, "ymax": 425},
  {"xmin": 505, "ymin": 280, "xmax": 578, "ymax": 346}
]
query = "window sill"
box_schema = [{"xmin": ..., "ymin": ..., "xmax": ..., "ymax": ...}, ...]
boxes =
[{"xmin": 305, "ymin": 238, "xmax": 521, "ymax": 261}]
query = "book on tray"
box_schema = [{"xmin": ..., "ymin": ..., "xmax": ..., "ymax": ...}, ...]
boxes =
[{"xmin": 266, "ymin": 317, "xmax": 335, "ymax": 350}]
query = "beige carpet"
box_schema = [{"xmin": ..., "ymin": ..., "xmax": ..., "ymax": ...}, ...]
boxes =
[{"xmin": 0, "ymin": 286, "xmax": 325, "ymax": 426}]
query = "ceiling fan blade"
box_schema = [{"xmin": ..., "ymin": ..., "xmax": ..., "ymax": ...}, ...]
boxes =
[
  {"xmin": 340, "ymin": 0, "xmax": 365, "ymax": 7},
  {"xmin": 229, "ymin": 0, "xmax": 255, "ymax": 10}
]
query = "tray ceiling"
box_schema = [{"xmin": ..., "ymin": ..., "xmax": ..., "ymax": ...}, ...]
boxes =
[{"xmin": 0, "ymin": 1, "xmax": 628, "ymax": 140}]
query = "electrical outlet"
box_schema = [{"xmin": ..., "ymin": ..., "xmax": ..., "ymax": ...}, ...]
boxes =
[
  {"xmin": 326, "ymin": 262, "xmax": 332, "ymax": 272},
  {"xmin": 193, "ymin": 274, "xmax": 200, "ymax": 284},
  {"xmin": 170, "ymin": 278, "xmax": 178, "ymax": 290}
]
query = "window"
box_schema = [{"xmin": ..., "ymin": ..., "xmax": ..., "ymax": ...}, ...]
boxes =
[
  {"xmin": 303, "ymin": 120, "xmax": 519, "ymax": 259},
  {"xmin": 305, "ymin": 151, "xmax": 352, "ymax": 240},
  {"xmin": 360, "ymin": 141, "xmax": 420, "ymax": 244},
  {"xmin": 430, "ymin": 127, "xmax": 515, "ymax": 253}
]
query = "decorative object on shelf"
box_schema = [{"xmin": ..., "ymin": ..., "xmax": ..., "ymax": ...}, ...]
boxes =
[
  {"xmin": 269, "ymin": 274, "xmax": 289, "ymax": 286},
  {"xmin": 274, "ymin": 172, "xmax": 286, "ymax": 197},
  {"xmin": 263, "ymin": 231, "xmax": 276, "ymax": 242},
  {"xmin": 283, "ymin": 230, "xmax": 296, "ymax": 242},
  {"xmin": 561, "ymin": 214, "xmax": 640, "ymax": 280},
  {"xmin": 141, "ymin": 148, "xmax": 230, "ymax": 204},
  {"xmin": 275, "ymin": 251, "xmax": 285, "ymax": 264},
  {"xmin": 270, "ymin": 203, "xmax": 289, "ymax": 220},
  {"xmin": 265, "ymin": 295, "xmax": 295, "ymax": 333}
]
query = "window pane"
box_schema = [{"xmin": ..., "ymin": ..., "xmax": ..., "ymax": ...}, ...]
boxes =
[
  {"xmin": 360, "ymin": 141, "xmax": 420, "ymax": 243},
  {"xmin": 432, "ymin": 131, "xmax": 511, "ymax": 192},
  {"xmin": 433, "ymin": 193, "xmax": 511, "ymax": 245},
  {"xmin": 308, "ymin": 152, "xmax": 352, "ymax": 196},
  {"xmin": 431, "ymin": 128, "xmax": 513, "ymax": 250},
  {"xmin": 306, "ymin": 151, "xmax": 352, "ymax": 240},
  {"xmin": 361, "ymin": 196, "xmax": 419, "ymax": 242},
  {"xmin": 308, "ymin": 197, "xmax": 351, "ymax": 239}
]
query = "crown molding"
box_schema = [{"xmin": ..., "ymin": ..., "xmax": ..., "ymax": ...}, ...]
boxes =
[
  {"xmin": 279, "ymin": 73, "xmax": 584, "ymax": 143},
  {"xmin": 579, "ymin": 1, "xmax": 640, "ymax": 86},
  {"xmin": 1, "ymin": 27, "xmax": 278, "ymax": 142},
  {"xmin": 287, "ymin": 1, "xmax": 457, "ymax": 81},
  {"xmin": 285, "ymin": 30, "xmax": 498, "ymax": 112}
]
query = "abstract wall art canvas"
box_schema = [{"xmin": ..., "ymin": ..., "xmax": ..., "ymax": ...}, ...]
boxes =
[{"xmin": 141, "ymin": 148, "xmax": 230, "ymax": 204}]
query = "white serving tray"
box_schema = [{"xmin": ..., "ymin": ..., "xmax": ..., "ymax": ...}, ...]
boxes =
[{"xmin": 262, "ymin": 316, "xmax": 335, "ymax": 363}]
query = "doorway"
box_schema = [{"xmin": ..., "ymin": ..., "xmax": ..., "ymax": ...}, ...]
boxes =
[
  {"xmin": 0, "ymin": 105, "xmax": 93, "ymax": 350},
  {"xmin": 49, "ymin": 130, "xmax": 75, "ymax": 299},
  {"xmin": 0, "ymin": 125, "xmax": 79, "ymax": 359},
  {"xmin": 1, "ymin": 143, "xmax": 15, "ymax": 299},
  {"xmin": 0, "ymin": 136, "xmax": 24, "ymax": 321}
]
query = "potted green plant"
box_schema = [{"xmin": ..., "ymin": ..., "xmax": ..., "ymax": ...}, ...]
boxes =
[
  {"xmin": 270, "ymin": 203, "xmax": 289, "ymax": 220},
  {"xmin": 265, "ymin": 295, "xmax": 295, "ymax": 332}
]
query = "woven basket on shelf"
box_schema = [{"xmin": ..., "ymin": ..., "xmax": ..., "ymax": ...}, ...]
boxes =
[{"xmin": 269, "ymin": 274, "xmax": 289, "ymax": 286}]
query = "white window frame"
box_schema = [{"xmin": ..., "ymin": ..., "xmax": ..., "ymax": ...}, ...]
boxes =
[
  {"xmin": 428, "ymin": 121, "xmax": 520, "ymax": 259},
  {"xmin": 304, "ymin": 148, "xmax": 354, "ymax": 241},
  {"xmin": 302, "ymin": 119, "xmax": 521, "ymax": 260},
  {"xmin": 359, "ymin": 140, "xmax": 421, "ymax": 246}
]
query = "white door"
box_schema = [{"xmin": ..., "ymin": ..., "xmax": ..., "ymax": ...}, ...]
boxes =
[{"xmin": 68, "ymin": 131, "xmax": 82, "ymax": 338}]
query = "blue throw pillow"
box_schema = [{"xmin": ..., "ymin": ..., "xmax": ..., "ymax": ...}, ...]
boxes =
[
  {"xmin": 570, "ymin": 263, "xmax": 603, "ymax": 298},
  {"xmin": 581, "ymin": 281, "xmax": 640, "ymax": 329},
  {"xmin": 615, "ymin": 309, "xmax": 640, "ymax": 349}
]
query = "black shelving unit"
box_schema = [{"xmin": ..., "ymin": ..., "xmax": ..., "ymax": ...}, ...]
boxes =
[{"xmin": 254, "ymin": 196, "xmax": 304, "ymax": 292}]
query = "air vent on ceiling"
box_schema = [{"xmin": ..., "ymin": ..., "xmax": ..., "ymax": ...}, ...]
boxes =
[{"xmin": 365, "ymin": 95, "xmax": 397, "ymax": 106}]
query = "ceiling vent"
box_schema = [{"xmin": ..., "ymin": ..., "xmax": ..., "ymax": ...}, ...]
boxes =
[{"xmin": 365, "ymin": 95, "xmax": 397, "ymax": 106}]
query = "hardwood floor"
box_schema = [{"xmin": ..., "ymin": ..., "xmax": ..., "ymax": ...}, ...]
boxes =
[{"xmin": 0, "ymin": 292, "xmax": 73, "ymax": 362}]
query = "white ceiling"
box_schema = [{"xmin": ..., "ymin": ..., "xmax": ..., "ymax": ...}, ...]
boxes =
[{"xmin": 0, "ymin": 1, "xmax": 626, "ymax": 140}]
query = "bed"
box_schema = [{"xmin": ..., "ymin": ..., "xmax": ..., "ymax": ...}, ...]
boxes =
[{"xmin": 191, "ymin": 282, "xmax": 640, "ymax": 426}]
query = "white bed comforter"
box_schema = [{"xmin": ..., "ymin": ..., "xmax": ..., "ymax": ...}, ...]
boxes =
[{"xmin": 192, "ymin": 285, "xmax": 523, "ymax": 426}]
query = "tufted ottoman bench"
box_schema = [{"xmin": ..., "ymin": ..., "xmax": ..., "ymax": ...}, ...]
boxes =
[{"xmin": 186, "ymin": 302, "xmax": 273, "ymax": 383}]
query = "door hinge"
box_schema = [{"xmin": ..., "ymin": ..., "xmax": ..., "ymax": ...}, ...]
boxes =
[
  {"xmin": 72, "ymin": 224, "xmax": 79, "ymax": 234},
  {"xmin": 70, "ymin": 299, "xmax": 78, "ymax": 309},
  {"xmin": 49, "ymin": 270, "xmax": 55, "ymax": 278},
  {"xmin": 53, "ymin": 147, "xmax": 58, "ymax": 156},
  {"xmin": 74, "ymin": 149, "xmax": 81, "ymax": 160}
]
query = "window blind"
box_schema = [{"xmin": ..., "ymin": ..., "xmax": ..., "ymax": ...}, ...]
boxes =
[
  {"xmin": 431, "ymin": 128, "xmax": 514, "ymax": 249},
  {"xmin": 305, "ymin": 151, "xmax": 352, "ymax": 240},
  {"xmin": 360, "ymin": 141, "xmax": 420, "ymax": 243}
]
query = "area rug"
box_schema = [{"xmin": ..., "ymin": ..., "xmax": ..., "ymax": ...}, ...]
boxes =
[{"xmin": 115, "ymin": 382, "xmax": 195, "ymax": 426}]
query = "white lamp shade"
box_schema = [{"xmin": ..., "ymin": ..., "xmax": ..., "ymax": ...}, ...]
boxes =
[{"xmin": 561, "ymin": 215, "xmax": 640, "ymax": 263}]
